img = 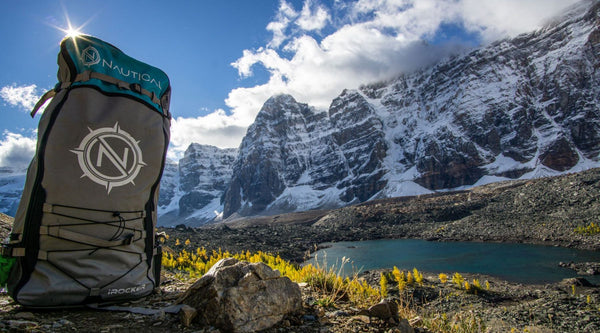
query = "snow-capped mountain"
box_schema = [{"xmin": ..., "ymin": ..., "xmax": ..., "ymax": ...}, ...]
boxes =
[
  {"xmin": 0, "ymin": 167, "xmax": 26, "ymax": 218},
  {"xmin": 158, "ymin": 143, "xmax": 237, "ymax": 226},
  {"xmin": 221, "ymin": 0, "xmax": 600, "ymax": 218}
]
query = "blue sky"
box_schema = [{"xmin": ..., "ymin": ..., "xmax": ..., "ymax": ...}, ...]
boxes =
[{"xmin": 0, "ymin": 0, "xmax": 579, "ymax": 167}]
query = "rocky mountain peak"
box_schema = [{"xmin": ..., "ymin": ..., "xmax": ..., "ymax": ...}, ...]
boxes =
[{"xmin": 158, "ymin": 144, "xmax": 238, "ymax": 227}]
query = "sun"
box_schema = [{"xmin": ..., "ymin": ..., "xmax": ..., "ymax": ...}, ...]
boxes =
[
  {"xmin": 46, "ymin": 5, "xmax": 95, "ymax": 40},
  {"xmin": 65, "ymin": 25, "xmax": 82, "ymax": 38}
]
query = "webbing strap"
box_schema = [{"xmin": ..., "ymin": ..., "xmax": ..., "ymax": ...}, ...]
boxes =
[
  {"xmin": 74, "ymin": 71, "xmax": 168, "ymax": 117},
  {"xmin": 2, "ymin": 247, "xmax": 25, "ymax": 257},
  {"xmin": 40, "ymin": 226, "xmax": 134, "ymax": 248},
  {"xmin": 30, "ymin": 70, "xmax": 169, "ymax": 118},
  {"xmin": 38, "ymin": 250, "xmax": 47, "ymax": 260},
  {"xmin": 30, "ymin": 89, "xmax": 56, "ymax": 117}
]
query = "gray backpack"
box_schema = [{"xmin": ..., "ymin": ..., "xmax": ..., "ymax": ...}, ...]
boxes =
[{"xmin": 3, "ymin": 35, "xmax": 171, "ymax": 307}]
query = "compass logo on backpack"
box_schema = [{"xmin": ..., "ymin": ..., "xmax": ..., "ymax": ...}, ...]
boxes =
[
  {"xmin": 81, "ymin": 45, "xmax": 101, "ymax": 66},
  {"xmin": 70, "ymin": 123, "xmax": 146, "ymax": 194}
]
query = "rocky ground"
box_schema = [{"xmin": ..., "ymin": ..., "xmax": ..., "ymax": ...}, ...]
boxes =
[{"xmin": 0, "ymin": 168, "xmax": 600, "ymax": 332}]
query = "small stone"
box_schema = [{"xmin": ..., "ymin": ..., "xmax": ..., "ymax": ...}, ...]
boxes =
[
  {"xmin": 326, "ymin": 310, "xmax": 349, "ymax": 318},
  {"xmin": 367, "ymin": 299, "xmax": 395, "ymax": 320},
  {"xmin": 302, "ymin": 315, "xmax": 317, "ymax": 322},
  {"xmin": 152, "ymin": 310, "xmax": 166, "ymax": 322},
  {"xmin": 14, "ymin": 312, "xmax": 35, "ymax": 320},
  {"xmin": 352, "ymin": 315, "xmax": 370, "ymax": 324},
  {"xmin": 52, "ymin": 319, "xmax": 73, "ymax": 329},
  {"xmin": 102, "ymin": 324, "xmax": 124, "ymax": 332},
  {"xmin": 398, "ymin": 318, "xmax": 415, "ymax": 333},
  {"xmin": 180, "ymin": 304, "xmax": 197, "ymax": 327},
  {"xmin": 8, "ymin": 320, "xmax": 39, "ymax": 330}
]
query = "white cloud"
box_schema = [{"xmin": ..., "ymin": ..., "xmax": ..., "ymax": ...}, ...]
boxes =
[
  {"xmin": 297, "ymin": 0, "xmax": 331, "ymax": 31},
  {"xmin": 170, "ymin": 0, "xmax": 581, "ymax": 157},
  {"xmin": 169, "ymin": 110, "xmax": 247, "ymax": 159},
  {"xmin": 266, "ymin": 1, "xmax": 298, "ymax": 48},
  {"xmin": 0, "ymin": 84, "xmax": 41, "ymax": 112},
  {"xmin": 0, "ymin": 131, "xmax": 36, "ymax": 169},
  {"xmin": 458, "ymin": 0, "xmax": 580, "ymax": 42}
]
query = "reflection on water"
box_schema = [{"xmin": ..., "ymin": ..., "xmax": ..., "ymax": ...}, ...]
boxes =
[{"xmin": 304, "ymin": 239, "xmax": 600, "ymax": 284}]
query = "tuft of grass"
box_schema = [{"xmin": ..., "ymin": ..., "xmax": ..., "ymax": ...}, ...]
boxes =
[
  {"xmin": 424, "ymin": 311, "xmax": 486, "ymax": 333},
  {"xmin": 439, "ymin": 273, "xmax": 449, "ymax": 284},
  {"xmin": 574, "ymin": 222, "xmax": 600, "ymax": 236},
  {"xmin": 452, "ymin": 273, "xmax": 465, "ymax": 289},
  {"xmin": 380, "ymin": 272, "xmax": 389, "ymax": 297},
  {"xmin": 413, "ymin": 268, "xmax": 424, "ymax": 285}
]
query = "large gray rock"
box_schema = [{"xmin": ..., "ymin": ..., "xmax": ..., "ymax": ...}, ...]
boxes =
[{"xmin": 177, "ymin": 258, "xmax": 302, "ymax": 332}]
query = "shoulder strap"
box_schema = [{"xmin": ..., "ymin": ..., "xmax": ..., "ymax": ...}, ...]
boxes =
[{"xmin": 30, "ymin": 89, "xmax": 57, "ymax": 117}]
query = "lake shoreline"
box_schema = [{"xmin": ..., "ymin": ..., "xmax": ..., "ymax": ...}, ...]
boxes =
[{"xmin": 306, "ymin": 238, "xmax": 600, "ymax": 285}]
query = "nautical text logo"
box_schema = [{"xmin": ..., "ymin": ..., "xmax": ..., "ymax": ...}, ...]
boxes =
[
  {"xmin": 71, "ymin": 123, "xmax": 146, "ymax": 194},
  {"xmin": 79, "ymin": 44, "xmax": 162, "ymax": 89}
]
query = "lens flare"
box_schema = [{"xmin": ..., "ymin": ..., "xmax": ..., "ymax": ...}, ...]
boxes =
[
  {"xmin": 45, "ymin": 4, "xmax": 95, "ymax": 41},
  {"xmin": 64, "ymin": 25, "xmax": 82, "ymax": 38}
]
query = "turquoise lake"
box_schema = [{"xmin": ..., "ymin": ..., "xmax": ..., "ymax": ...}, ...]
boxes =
[{"xmin": 304, "ymin": 239, "xmax": 600, "ymax": 284}]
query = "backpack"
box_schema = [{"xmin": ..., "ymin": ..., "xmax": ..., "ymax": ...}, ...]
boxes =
[{"xmin": 2, "ymin": 35, "xmax": 171, "ymax": 307}]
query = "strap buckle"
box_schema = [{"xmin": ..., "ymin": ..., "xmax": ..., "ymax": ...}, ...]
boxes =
[
  {"xmin": 130, "ymin": 83, "xmax": 142, "ymax": 94},
  {"xmin": 0, "ymin": 245, "xmax": 13, "ymax": 257}
]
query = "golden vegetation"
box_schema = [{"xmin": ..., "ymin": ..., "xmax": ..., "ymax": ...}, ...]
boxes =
[
  {"xmin": 163, "ymin": 247, "xmax": 488, "ymax": 332},
  {"xmin": 574, "ymin": 222, "xmax": 600, "ymax": 235}
]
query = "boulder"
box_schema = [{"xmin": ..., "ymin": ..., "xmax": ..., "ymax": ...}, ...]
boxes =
[{"xmin": 177, "ymin": 258, "xmax": 302, "ymax": 332}]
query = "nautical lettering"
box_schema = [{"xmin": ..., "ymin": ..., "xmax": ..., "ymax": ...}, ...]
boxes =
[
  {"xmin": 151, "ymin": 78, "xmax": 162, "ymax": 89},
  {"xmin": 84, "ymin": 46, "xmax": 163, "ymax": 90},
  {"xmin": 120, "ymin": 68, "xmax": 130, "ymax": 78}
]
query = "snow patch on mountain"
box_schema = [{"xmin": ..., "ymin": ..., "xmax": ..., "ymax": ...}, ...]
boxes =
[{"xmin": 0, "ymin": 167, "xmax": 26, "ymax": 217}]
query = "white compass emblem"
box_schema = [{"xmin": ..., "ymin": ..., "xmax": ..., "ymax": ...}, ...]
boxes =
[
  {"xmin": 81, "ymin": 45, "xmax": 101, "ymax": 66},
  {"xmin": 71, "ymin": 123, "xmax": 146, "ymax": 194}
]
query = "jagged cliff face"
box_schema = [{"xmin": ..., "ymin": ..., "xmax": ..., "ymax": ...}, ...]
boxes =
[
  {"xmin": 221, "ymin": 1, "xmax": 600, "ymax": 218},
  {"xmin": 158, "ymin": 144, "xmax": 237, "ymax": 226},
  {"xmin": 374, "ymin": 0, "xmax": 600, "ymax": 190},
  {"xmin": 221, "ymin": 91, "xmax": 389, "ymax": 218}
]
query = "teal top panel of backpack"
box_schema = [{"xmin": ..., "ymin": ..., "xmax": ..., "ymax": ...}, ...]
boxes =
[{"xmin": 60, "ymin": 35, "xmax": 170, "ymax": 115}]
